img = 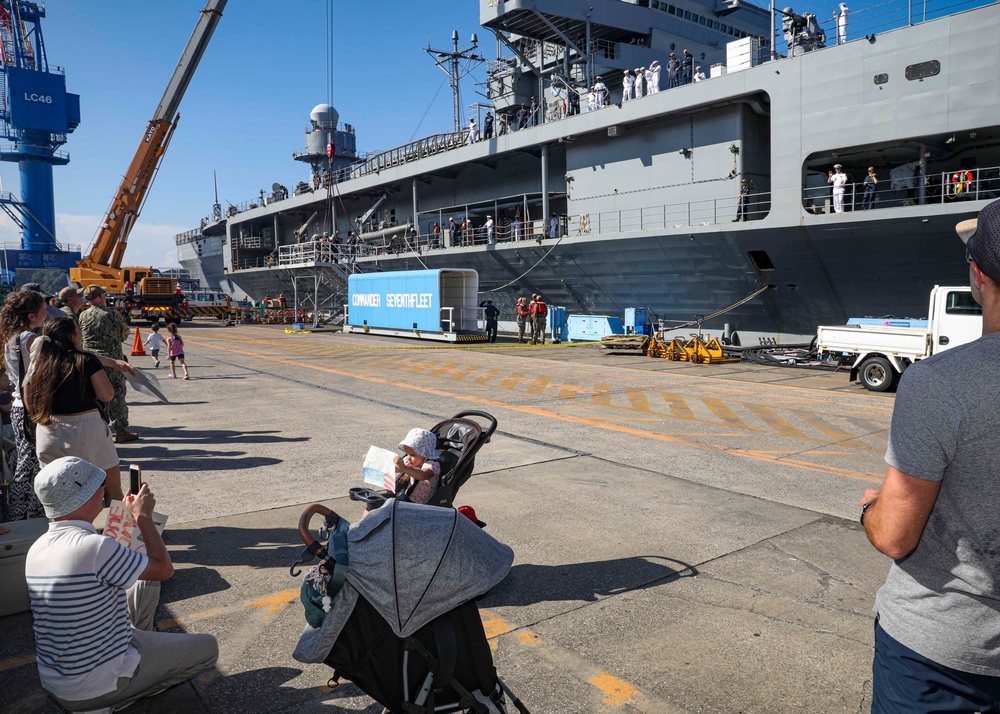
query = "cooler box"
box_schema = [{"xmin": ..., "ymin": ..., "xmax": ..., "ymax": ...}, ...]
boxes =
[{"xmin": 0, "ymin": 516, "xmax": 50, "ymax": 617}]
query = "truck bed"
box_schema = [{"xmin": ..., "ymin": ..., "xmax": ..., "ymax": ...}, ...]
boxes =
[{"xmin": 816, "ymin": 324, "xmax": 931, "ymax": 359}]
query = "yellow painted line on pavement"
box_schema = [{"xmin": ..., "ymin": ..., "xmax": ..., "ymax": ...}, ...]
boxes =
[
  {"xmin": 589, "ymin": 672, "xmax": 640, "ymax": 706},
  {"xmin": 0, "ymin": 654, "xmax": 35, "ymax": 673},
  {"xmin": 592, "ymin": 382, "xmax": 612, "ymax": 407},
  {"xmin": 743, "ymin": 403, "xmax": 810, "ymax": 440},
  {"xmin": 480, "ymin": 609, "xmax": 516, "ymax": 639},
  {"xmin": 625, "ymin": 387, "xmax": 651, "ymax": 413},
  {"xmin": 244, "ymin": 588, "xmax": 299, "ymax": 614},
  {"xmin": 661, "ymin": 392, "xmax": 697, "ymax": 421},
  {"xmin": 193, "ymin": 341, "xmax": 884, "ymax": 481},
  {"xmin": 526, "ymin": 375, "xmax": 553, "ymax": 395},
  {"xmin": 702, "ymin": 397, "xmax": 748, "ymax": 430},
  {"xmin": 156, "ymin": 608, "xmax": 224, "ymax": 632}
]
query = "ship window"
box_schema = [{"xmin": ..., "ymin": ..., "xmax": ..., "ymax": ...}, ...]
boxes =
[
  {"xmin": 945, "ymin": 291, "xmax": 982, "ymax": 315},
  {"xmin": 747, "ymin": 250, "xmax": 776, "ymax": 272},
  {"xmin": 905, "ymin": 60, "xmax": 941, "ymax": 81},
  {"xmin": 713, "ymin": 21, "xmax": 721, "ymax": 30},
  {"xmin": 667, "ymin": 4, "xmax": 676, "ymax": 13},
  {"xmin": 683, "ymin": 10, "xmax": 692, "ymax": 20},
  {"xmin": 699, "ymin": 16, "xmax": 707, "ymax": 25}
]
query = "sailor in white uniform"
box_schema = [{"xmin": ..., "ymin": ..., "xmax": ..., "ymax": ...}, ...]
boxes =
[
  {"xmin": 593, "ymin": 77, "xmax": 607, "ymax": 107},
  {"xmin": 634, "ymin": 68, "xmax": 645, "ymax": 98},
  {"xmin": 837, "ymin": 3, "xmax": 849, "ymax": 44},
  {"xmin": 648, "ymin": 61, "xmax": 661, "ymax": 94},
  {"xmin": 622, "ymin": 69, "xmax": 635, "ymax": 101},
  {"xmin": 828, "ymin": 164, "xmax": 848, "ymax": 212},
  {"xmin": 467, "ymin": 118, "xmax": 478, "ymax": 144}
]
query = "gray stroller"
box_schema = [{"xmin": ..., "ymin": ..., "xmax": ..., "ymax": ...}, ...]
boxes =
[{"xmin": 292, "ymin": 497, "xmax": 529, "ymax": 713}]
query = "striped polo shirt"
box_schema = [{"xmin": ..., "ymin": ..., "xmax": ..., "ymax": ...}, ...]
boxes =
[{"xmin": 26, "ymin": 520, "xmax": 148, "ymax": 701}]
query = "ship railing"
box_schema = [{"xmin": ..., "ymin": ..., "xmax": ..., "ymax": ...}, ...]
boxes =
[
  {"xmin": 777, "ymin": 0, "xmax": 992, "ymax": 57},
  {"xmin": 397, "ymin": 192, "xmax": 771, "ymax": 254},
  {"xmin": 440, "ymin": 306, "xmax": 482, "ymax": 333},
  {"xmin": 802, "ymin": 167, "xmax": 1000, "ymax": 214}
]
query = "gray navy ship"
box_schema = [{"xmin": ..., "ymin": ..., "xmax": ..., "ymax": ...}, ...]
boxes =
[{"xmin": 177, "ymin": 0, "xmax": 1000, "ymax": 341}]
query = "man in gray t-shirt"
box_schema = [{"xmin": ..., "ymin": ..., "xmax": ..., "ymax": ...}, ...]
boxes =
[{"xmin": 861, "ymin": 199, "xmax": 1000, "ymax": 711}]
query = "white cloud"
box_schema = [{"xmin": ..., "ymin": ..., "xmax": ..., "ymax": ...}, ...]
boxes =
[
  {"xmin": 55, "ymin": 213, "xmax": 187, "ymax": 269},
  {"xmin": 0, "ymin": 212, "xmax": 187, "ymax": 269}
]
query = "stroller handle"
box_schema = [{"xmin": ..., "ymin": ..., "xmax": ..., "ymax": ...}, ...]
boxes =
[
  {"xmin": 451, "ymin": 410, "xmax": 498, "ymax": 441},
  {"xmin": 298, "ymin": 503, "xmax": 337, "ymax": 559}
]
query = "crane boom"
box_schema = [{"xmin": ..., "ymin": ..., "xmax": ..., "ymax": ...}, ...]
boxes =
[{"xmin": 73, "ymin": 0, "xmax": 226, "ymax": 282}]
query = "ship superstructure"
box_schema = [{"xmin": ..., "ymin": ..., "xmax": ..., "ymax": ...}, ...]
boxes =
[{"xmin": 178, "ymin": 0, "xmax": 1000, "ymax": 340}]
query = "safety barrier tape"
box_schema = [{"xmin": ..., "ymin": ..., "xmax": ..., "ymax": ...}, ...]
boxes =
[{"xmin": 197, "ymin": 331, "xmax": 647, "ymax": 352}]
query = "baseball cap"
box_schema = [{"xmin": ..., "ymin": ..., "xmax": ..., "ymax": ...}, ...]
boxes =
[
  {"xmin": 34, "ymin": 456, "xmax": 107, "ymax": 519},
  {"xmin": 59, "ymin": 286, "xmax": 83, "ymax": 302},
  {"xmin": 84, "ymin": 284, "xmax": 107, "ymax": 300},
  {"xmin": 21, "ymin": 282, "xmax": 52, "ymax": 299},
  {"xmin": 957, "ymin": 198, "xmax": 1000, "ymax": 284}
]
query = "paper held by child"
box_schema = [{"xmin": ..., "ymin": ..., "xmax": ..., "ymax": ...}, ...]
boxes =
[
  {"xmin": 103, "ymin": 500, "xmax": 168, "ymax": 555},
  {"xmin": 363, "ymin": 445, "xmax": 397, "ymax": 492}
]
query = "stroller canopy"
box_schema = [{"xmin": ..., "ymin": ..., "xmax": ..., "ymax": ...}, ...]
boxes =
[{"xmin": 345, "ymin": 499, "xmax": 512, "ymax": 638}]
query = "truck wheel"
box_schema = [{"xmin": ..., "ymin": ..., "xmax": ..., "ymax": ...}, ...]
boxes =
[{"xmin": 859, "ymin": 356, "xmax": 897, "ymax": 392}]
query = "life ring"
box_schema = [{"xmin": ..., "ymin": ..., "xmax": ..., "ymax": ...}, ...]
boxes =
[{"xmin": 951, "ymin": 170, "xmax": 974, "ymax": 196}]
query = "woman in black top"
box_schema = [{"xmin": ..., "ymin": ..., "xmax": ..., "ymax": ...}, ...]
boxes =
[{"xmin": 23, "ymin": 317, "xmax": 122, "ymax": 501}]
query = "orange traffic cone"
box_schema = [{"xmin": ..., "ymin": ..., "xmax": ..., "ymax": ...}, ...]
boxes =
[{"xmin": 130, "ymin": 327, "xmax": 146, "ymax": 356}]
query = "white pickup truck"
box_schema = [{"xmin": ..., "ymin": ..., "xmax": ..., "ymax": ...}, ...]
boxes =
[{"xmin": 816, "ymin": 286, "xmax": 983, "ymax": 392}]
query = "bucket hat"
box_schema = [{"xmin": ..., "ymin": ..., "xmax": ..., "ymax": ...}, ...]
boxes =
[
  {"xmin": 399, "ymin": 428, "xmax": 440, "ymax": 461},
  {"xmin": 957, "ymin": 198, "xmax": 1000, "ymax": 284},
  {"xmin": 34, "ymin": 456, "xmax": 107, "ymax": 519}
]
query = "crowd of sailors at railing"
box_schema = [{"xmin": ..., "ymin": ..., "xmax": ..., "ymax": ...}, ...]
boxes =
[
  {"xmin": 238, "ymin": 189, "xmax": 772, "ymax": 271},
  {"xmin": 221, "ymin": 0, "xmax": 981, "ymax": 221},
  {"xmin": 804, "ymin": 163, "xmax": 1000, "ymax": 214}
]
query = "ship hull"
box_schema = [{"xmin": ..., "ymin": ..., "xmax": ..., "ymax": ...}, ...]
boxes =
[{"xmin": 227, "ymin": 206, "xmax": 975, "ymax": 340}]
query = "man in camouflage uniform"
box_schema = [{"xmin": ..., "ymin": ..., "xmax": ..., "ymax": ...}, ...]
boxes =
[{"xmin": 79, "ymin": 285, "xmax": 137, "ymax": 443}]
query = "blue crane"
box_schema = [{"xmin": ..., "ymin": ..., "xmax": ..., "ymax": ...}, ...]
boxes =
[{"xmin": 0, "ymin": 0, "xmax": 81, "ymax": 286}]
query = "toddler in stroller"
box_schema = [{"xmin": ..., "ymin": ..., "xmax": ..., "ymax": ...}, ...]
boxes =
[
  {"xmin": 394, "ymin": 411, "xmax": 497, "ymax": 508},
  {"xmin": 292, "ymin": 499, "xmax": 528, "ymax": 714}
]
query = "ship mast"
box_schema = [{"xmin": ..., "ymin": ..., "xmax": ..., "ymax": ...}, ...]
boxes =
[{"xmin": 425, "ymin": 31, "xmax": 484, "ymax": 133}]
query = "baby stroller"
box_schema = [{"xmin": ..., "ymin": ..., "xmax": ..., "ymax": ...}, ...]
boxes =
[
  {"xmin": 395, "ymin": 410, "xmax": 498, "ymax": 508},
  {"xmin": 292, "ymin": 498, "xmax": 529, "ymax": 713}
]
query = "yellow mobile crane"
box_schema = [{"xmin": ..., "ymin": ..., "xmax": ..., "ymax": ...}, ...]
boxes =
[{"xmin": 70, "ymin": 0, "xmax": 226, "ymax": 323}]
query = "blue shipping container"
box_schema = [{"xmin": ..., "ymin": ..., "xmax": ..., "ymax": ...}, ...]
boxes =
[{"xmin": 347, "ymin": 269, "xmax": 482, "ymax": 339}]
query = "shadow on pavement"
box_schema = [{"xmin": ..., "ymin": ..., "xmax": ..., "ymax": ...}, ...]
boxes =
[
  {"xmin": 119, "ymin": 447, "xmax": 283, "ymax": 472},
  {"xmin": 122, "ymin": 426, "xmax": 310, "ymax": 445},
  {"xmin": 165, "ymin": 525, "xmax": 305, "ymax": 570},
  {"xmin": 193, "ymin": 666, "xmax": 384, "ymax": 714},
  {"xmin": 483, "ymin": 556, "xmax": 697, "ymax": 607}
]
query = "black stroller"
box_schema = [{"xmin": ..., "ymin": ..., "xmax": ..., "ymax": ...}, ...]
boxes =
[
  {"xmin": 393, "ymin": 410, "xmax": 498, "ymax": 508},
  {"xmin": 292, "ymin": 499, "xmax": 529, "ymax": 714}
]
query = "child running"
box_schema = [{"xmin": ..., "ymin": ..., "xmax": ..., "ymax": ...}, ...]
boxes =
[
  {"xmin": 165, "ymin": 323, "xmax": 190, "ymax": 380},
  {"xmin": 144, "ymin": 322, "xmax": 166, "ymax": 368},
  {"xmin": 393, "ymin": 428, "xmax": 441, "ymax": 504}
]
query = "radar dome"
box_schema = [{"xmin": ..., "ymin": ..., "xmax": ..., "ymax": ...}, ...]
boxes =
[{"xmin": 310, "ymin": 103, "xmax": 340, "ymax": 127}]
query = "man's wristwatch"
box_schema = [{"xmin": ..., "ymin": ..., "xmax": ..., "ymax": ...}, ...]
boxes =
[{"xmin": 860, "ymin": 498, "xmax": 877, "ymax": 524}]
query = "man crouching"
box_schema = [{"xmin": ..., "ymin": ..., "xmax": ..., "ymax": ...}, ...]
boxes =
[{"xmin": 25, "ymin": 457, "xmax": 218, "ymax": 711}]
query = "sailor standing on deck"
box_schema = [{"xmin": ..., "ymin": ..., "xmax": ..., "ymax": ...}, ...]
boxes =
[
  {"xmin": 634, "ymin": 68, "xmax": 645, "ymax": 98},
  {"xmin": 467, "ymin": 118, "xmax": 478, "ymax": 145},
  {"xmin": 667, "ymin": 53, "xmax": 680, "ymax": 88},
  {"xmin": 593, "ymin": 77, "xmax": 607, "ymax": 108},
  {"xmin": 649, "ymin": 62, "xmax": 661, "ymax": 94},
  {"xmin": 681, "ymin": 49, "xmax": 694, "ymax": 84},
  {"xmin": 485, "ymin": 216, "xmax": 495, "ymax": 245},
  {"xmin": 828, "ymin": 164, "xmax": 848, "ymax": 213},
  {"xmin": 622, "ymin": 69, "xmax": 635, "ymax": 101},
  {"xmin": 836, "ymin": 3, "xmax": 849, "ymax": 44}
]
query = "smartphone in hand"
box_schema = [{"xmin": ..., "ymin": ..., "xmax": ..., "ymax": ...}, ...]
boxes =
[{"xmin": 129, "ymin": 464, "xmax": 142, "ymax": 496}]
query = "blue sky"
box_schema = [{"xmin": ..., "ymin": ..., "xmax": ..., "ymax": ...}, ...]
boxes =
[{"xmin": 0, "ymin": 0, "xmax": 979, "ymax": 268}]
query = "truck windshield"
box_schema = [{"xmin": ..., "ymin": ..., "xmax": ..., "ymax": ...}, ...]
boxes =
[{"xmin": 945, "ymin": 291, "xmax": 983, "ymax": 316}]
